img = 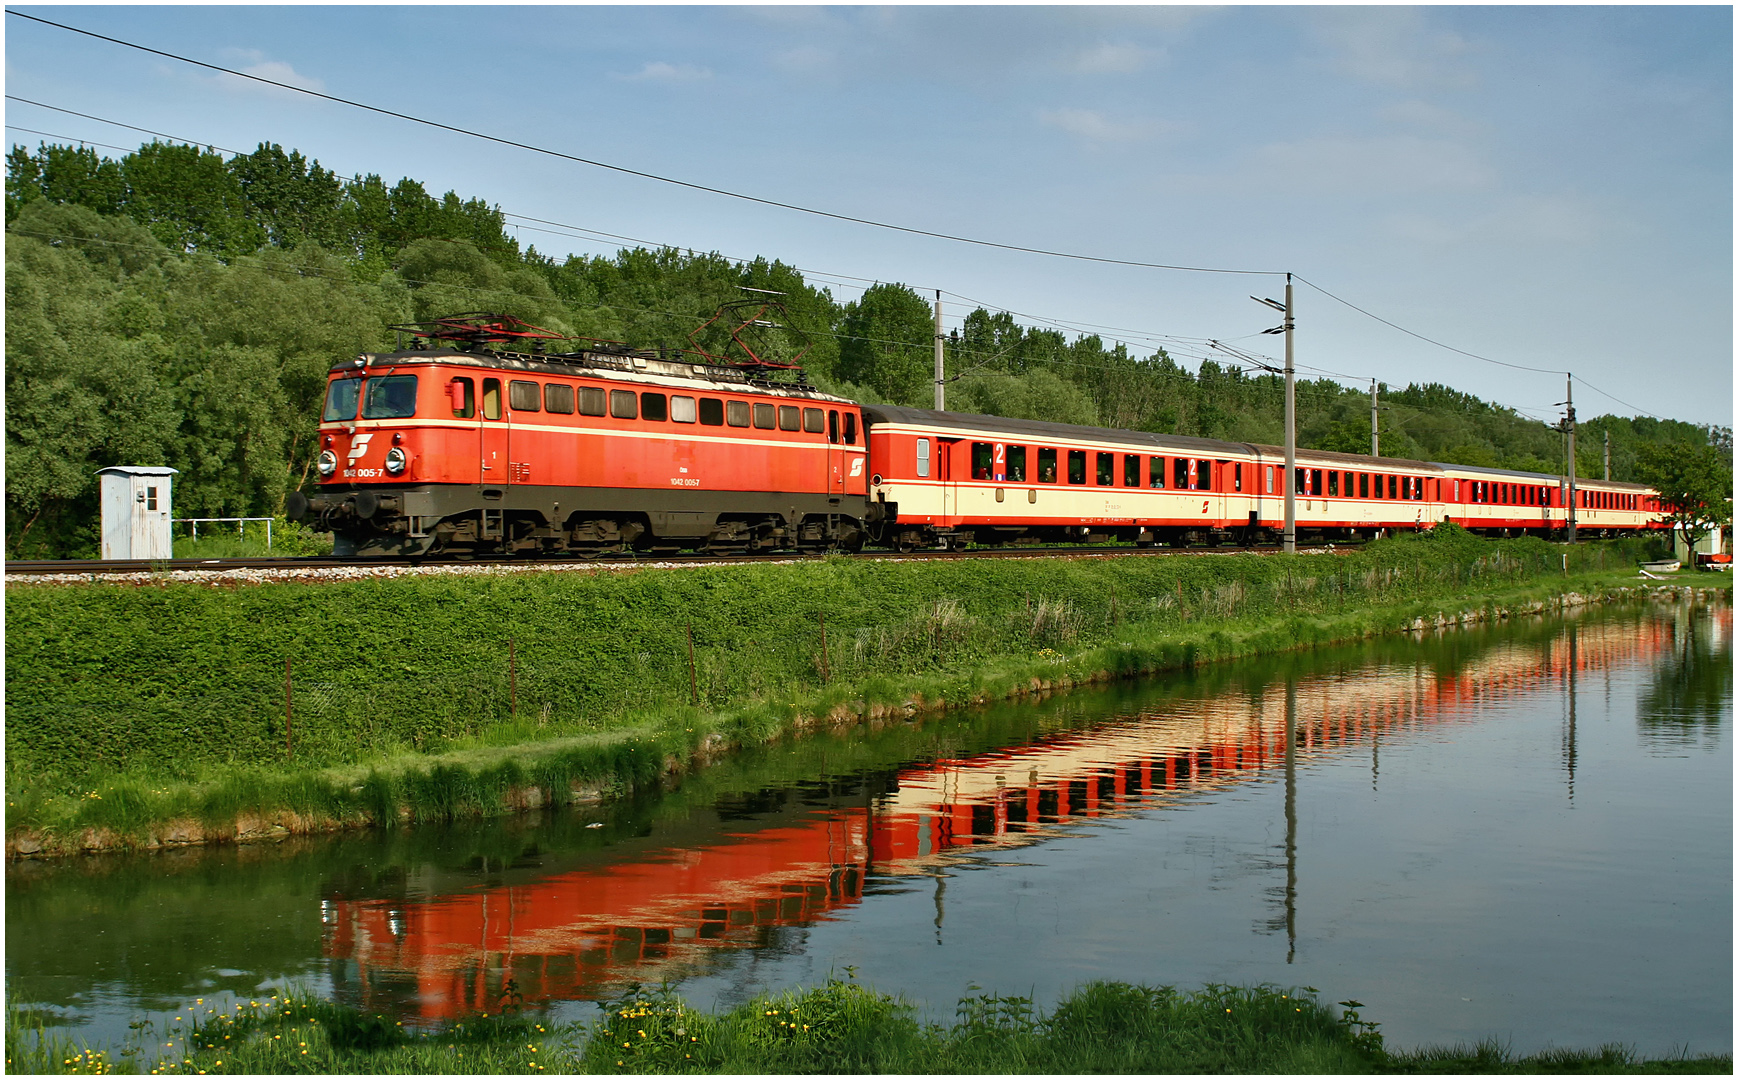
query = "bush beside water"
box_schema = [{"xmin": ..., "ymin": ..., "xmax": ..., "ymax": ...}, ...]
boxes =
[
  {"xmin": 4, "ymin": 528, "xmax": 1695, "ymax": 847},
  {"xmin": 5, "ymin": 980, "xmax": 1724, "ymax": 1075}
]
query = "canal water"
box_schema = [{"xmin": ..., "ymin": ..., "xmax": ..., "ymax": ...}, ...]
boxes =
[{"xmin": 7, "ymin": 600, "xmax": 1730, "ymax": 1058}]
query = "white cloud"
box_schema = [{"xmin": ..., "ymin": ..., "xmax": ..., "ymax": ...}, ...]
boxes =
[
  {"xmin": 1067, "ymin": 42, "xmax": 1157, "ymax": 75},
  {"xmin": 621, "ymin": 61, "xmax": 713, "ymax": 83},
  {"xmin": 213, "ymin": 48, "xmax": 325, "ymax": 97},
  {"xmin": 1307, "ymin": 9, "xmax": 1477, "ymax": 91},
  {"xmin": 772, "ymin": 46, "xmax": 835, "ymax": 74},
  {"xmin": 1253, "ymin": 134, "xmax": 1494, "ymax": 194},
  {"xmin": 1382, "ymin": 194, "xmax": 1614, "ymax": 248},
  {"xmin": 1379, "ymin": 99, "xmax": 1484, "ymax": 139},
  {"xmin": 1038, "ymin": 107, "xmax": 1176, "ymax": 143}
]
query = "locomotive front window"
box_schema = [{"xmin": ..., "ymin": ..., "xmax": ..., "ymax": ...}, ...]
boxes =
[
  {"xmin": 1095, "ymin": 453, "xmax": 1113, "ymax": 486},
  {"xmin": 1067, "ymin": 450, "xmax": 1086, "ymax": 485},
  {"xmin": 803, "ymin": 408, "xmax": 824, "ymax": 434},
  {"xmin": 1150, "ymin": 456, "xmax": 1166, "ymax": 488},
  {"xmin": 778, "ymin": 405, "xmax": 801, "ymax": 431},
  {"xmin": 323, "ymin": 377, "xmax": 363, "ymax": 422},
  {"xmin": 361, "ymin": 375, "xmax": 418, "ymax": 419},
  {"xmin": 642, "ymin": 393, "xmax": 668, "ymax": 422},
  {"xmin": 671, "ymin": 395, "xmax": 697, "ymax": 423},
  {"xmin": 610, "ymin": 389, "xmax": 638, "ymax": 420},
  {"xmin": 727, "ymin": 400, "xmax": 751, "ymax": 427},
  {"xmin": 1038, "ymin": 447, "xmax": 1057, "ymax": 483},
  {"xmin": 578, "ymin": 387, "xmax": 606, "ymax": 416},
  {"xmin": 700, "ymin": 398, "xmax": 725, "ymax": 426},
  {"xmin": 916, "ymin": 438, "xmax": 931, "ymax": 478},
  {"xmin": 544, "ymin": 383, "xmax": 574, "ymax": 414},
  {"xmin": 752, "ymin": 403, "xmax": 776, "ymax": 429},
  {"xmin": 509, "ymin": 380, "xmax": 540, "ymax": 412},
  {"xmin": 1007, "ymin": 445, "xmax": 1026, "ymax": 482}
]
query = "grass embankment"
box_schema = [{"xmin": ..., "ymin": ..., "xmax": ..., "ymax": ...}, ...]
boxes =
[
  {"xmin": 6, "ymin": 980, "xmax": 1726, "ymax": 1075},
  {"xmin": 7, "ymin": 527, "xmax": 1721, "ymax": 854}
]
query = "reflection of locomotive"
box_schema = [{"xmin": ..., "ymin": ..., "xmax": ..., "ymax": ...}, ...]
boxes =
[{"xmin": 288, "ymin": 315, "xmax": 1664, "ymax": 557}]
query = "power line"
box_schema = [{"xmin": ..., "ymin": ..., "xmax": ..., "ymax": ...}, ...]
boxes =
[{"xmin": 6, "ymin": 10, "xmax": 1285, "ymax": 279}]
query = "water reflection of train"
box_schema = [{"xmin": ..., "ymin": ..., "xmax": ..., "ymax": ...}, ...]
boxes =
[{"xmin": 321, "ymin": 618, "xmax": 1672, "ymax": 1020}]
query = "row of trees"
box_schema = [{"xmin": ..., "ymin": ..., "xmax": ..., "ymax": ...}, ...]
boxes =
[{"xmin": 6, "ymin": 139, "xmax": 1729, "ymax": 558}]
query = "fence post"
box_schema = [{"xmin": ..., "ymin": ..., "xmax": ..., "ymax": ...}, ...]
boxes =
[
  {"xmin": 284, "ymin": 656, "xmax": 293, "ymax": 759},
  {"xmin": 686, "ymin": 621, "xmax": 698, "ymax": 706},
  {"xmin": 509, "ymin": 638, "xmax": 517, "ymax": 719},
  {"xmin": 819, "ymin": 613, "xmax": 830, "ymax": 683}
]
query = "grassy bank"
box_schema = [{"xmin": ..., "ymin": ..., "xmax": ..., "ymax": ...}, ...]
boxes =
[
  {"xmin": 6, "ymin": 980, "xmax": 1726, "ymax": 1074},
  {"xmin": 8, "ymin": 528, "xmax": 1723, "ymax": 854}
]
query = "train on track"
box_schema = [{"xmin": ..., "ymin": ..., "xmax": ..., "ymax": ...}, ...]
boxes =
[{"xmin": 286, "ymin": 313, "xmax": 1665, "ymax": 558}]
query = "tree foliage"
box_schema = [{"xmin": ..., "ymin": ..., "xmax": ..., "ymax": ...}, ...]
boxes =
[
  {"xmin": 4, "ymin": 137, "xmax": 1726, "ymax": 557},
  {"xmin": 1634, "ymin": 442, "xmax": 1733, "ymax": 553}
]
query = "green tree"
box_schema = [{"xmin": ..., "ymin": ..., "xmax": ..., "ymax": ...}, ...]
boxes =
[
  {"xmin": 838, "ymin": 283, "xmax": 935, "ymax": 406},
  {"xmin": 1634, "ymin": 442, "xmax": 1733, "ymax": 559}
]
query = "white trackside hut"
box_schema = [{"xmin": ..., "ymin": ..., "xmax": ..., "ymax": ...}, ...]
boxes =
[{"xmin": 98, "ymin": 466, "xmax": 178, "ymax": 559}]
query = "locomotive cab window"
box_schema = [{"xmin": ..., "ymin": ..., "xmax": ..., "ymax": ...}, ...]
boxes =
[
  {"xmin": 1067, "ymin": 450, "xmax": 1087, "ymax": 485},
  {"xmin": 700, "ymin": 398, "xmax": 724, "ymax": 425},
  {"xmin": 1038, "ymin": 447, "xmax": 1058, "ymax": 483},
  {"xmin": 727, "ymin": 400, "xmax": 751, "ymax": 427},
  {"xmin": 509, "ymin": 380, "xmax": 540, "ymax": 412},
  {"xmin": 1007, "ymin": 445, "xmax": 1027, "ymax": 482},
  {"xmin": 609, "ymin": 389, "xmax": 637, "ymax": 420},
  {"xmin": 753, "ymin": 403, "xmax": 776, "ymax": 429},
  {"xmin": 803, "ymin": 408, "xmax": 825, "ymax": 434},
  {"xmin": 578, "ymin": 386, "xmax": 606, "ymax": 416},
  {"xmin": 778, "ymin": 405, "xmax": 801, "ymax": 432},
  {"xmin": 482, "ymin": 378, "xmax": 502, "ymax": 421},
  {"xmin": 828, "ymin": 410, "xmax": 839, "ymax": 444},
  {"xmin": 323, "ymin": 377, "xmax": 363, "ymax": 422},
  {"xmin": 446, "ymin": 377, "xmax": 474, "ymax": 419},
  {"xmin": 843, "ymin": 412, "xmax": 857, "ymax": 444},
  {"xmin": 543, "ymin": 383, "xmax": 574, "ymax": 414},
  {"xmin": 363, "ymin": 375, "xmax": 419, "ymax": 419},
  {"xmin": 641, "ymin": 393, "xmax": 668, "ymax": 422},
  {"xmin": 1151, "ymin": 456, "xmax": 1166, "ymax": 488},
  {"xmin": 1096, "ymin": 452, "xmax": 1114, "ymax": 486},
  {"xmin": 670, "ymin": 395, "xmax": 697, "ymax": 423}
]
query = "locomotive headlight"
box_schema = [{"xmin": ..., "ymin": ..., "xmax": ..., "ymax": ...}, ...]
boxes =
[
  {"xmin": 384, "ymin": 447, "xmax": 408, "ymax": 475},
  {"xmin": 317, "ymin": 449, "xmax": 338, "ymax": 477}
]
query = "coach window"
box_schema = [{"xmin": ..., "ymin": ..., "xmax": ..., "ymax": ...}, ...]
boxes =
[
  {"xmin": 1359, "ymin": 472, "xmax": 1370, "ymax": 499},
  {"xmin": 670, "ymin": 395, "xmax": 697, "ymax": 423},
  {"xmin": 1265, "ymin": 465, "xmax": 1274, "ymax": 494},
  {"xmin": 1124, "ymin": 454, "xmax": 1141, "ymax": 487},
  {"xmin": 364, "ymin": 374, "xmax": 420, "ymax": 419},
  {"xmin": 1096, "ymin": 452, "xmax": 1114, "ymax": 486},
  {"xmin": 803, "ymin": 408, "xmax": 825, "ymax": 434},
  {"xmin": 1177, "ymin": 458, "xmax": 1192, "ymax": 490},
  {"xmin": 972, "ymin": 442, "xmax": 994, "ymax": 480},
  {"xmin": 778, "ymin": 405, "xmax": 801, "ymax": 431},
  {"xmin": 1328, "ymin": 471, "xmax": 1340, "ymax": 497},
  {"xmin": 482, "ymin": 378, "xmax": 502, "ymax": 421},
  {"xmin": 1008, "ymin": 446, "xmax": 1027, "ymax": 482},
  {"xmin": 544, "ymin": 383, "xmax": 574, "ymax": 414},
  {"xmin": 577, "ymin": 386, "xmax": 606, "ymax": 416},
  {"xmin": 1151, "ymin": 457, "xmax": 1167, "ymax": 489},
  {"xmin": 609, "ymin": 389, "xmax": 637, "ymax": 420},
  {"xmin": 509, "ymin": 380, "xmax": 540, "ymax": 413},
  {"xmin": 1234, "ymin": 462, "xmax": 1243, "ymax": 492},
  {"xmin": 726, "ymin": 400, "xmax": 750, "ymax": 427},
  {"xmin": 917, "ymin": 438, "xmax": 931, "ymax": 478},
  {"xmin": 641, "ymin": 392, "xmax": 668, "ymax": 422},
  {"xmin": 752, "ymin": 403, "xmax": 776, "ymax": 429},
  {"xmin": 1387, "ymin": 475, "xmax": 1397, "ymax": 499},
  {"xmin": 1068, "ymin": 450, "xmax": 1087, "ymax": 485},
  {"xmin": 446, "ymin": 377, "xmax": 474, "ymax": 418},
  {"xmin": 1309, "ymin": 469, "xmax": 1322, "ymax": 496},
  {"xmin": 324, "ymin": 376, "xmax": 363, "ymax": 422},
  {"xmin": 1038, "ymin": 447, "xmax": 1058, "ymax": 483},
  {"xmin": 1199, "ymin": 460, "xmax": 1215, "ymax": 491},
  {"xmin": 843, "ymin": 412, "xmax": 857, "ymax": 445},
  {"xmin": 1293, "ymin": 467, "xmax": 1305, "ymax": 495},
  {"xmin": 1414, "ymin": 478, "xmax": 1424, "ymax": 501}
]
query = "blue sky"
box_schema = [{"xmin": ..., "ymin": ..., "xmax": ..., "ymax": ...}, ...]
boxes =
[{"xmin": 6, "ymin": 5, "xmax": 1732, "ymax": 428}]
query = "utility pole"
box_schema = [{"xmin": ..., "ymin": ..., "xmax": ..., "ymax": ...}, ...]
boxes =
[
  {"xmin": 1603, "ymin": 430, "xmax": 1611, "ymax": 481},
  {"xmin": 1251, "ymin": 279, "xmax": 1296, "ymax": 554},
  {"xmin": 1370, "ymin": 379, "xmax": 1380, "ymax": 458},
  {"xmin": 1565, "ymin": 374, "xmax": 1578, "ymax": 544},
  {"xmin": 933, "ymin": 290, "xmax": 945, "ymax": 411}
]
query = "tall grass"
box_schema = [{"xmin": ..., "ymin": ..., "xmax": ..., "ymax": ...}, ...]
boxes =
[{"xmin": 7, "ymin": 981, "xmax": 1725, "ymax": 1075}]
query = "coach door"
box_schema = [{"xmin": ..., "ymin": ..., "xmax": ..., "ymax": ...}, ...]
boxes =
[
  {"xmin": 938, "ymin": 438, "xmax": 960, "ymax": 522},
  {"xmin": 479, "ymin": 377, "xmax": 507, "ymax": 493}
]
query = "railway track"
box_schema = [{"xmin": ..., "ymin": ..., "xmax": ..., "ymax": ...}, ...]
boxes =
[{"xmin": 5, "ymin": 543, "xmax": 1333, "ymax": 579}]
